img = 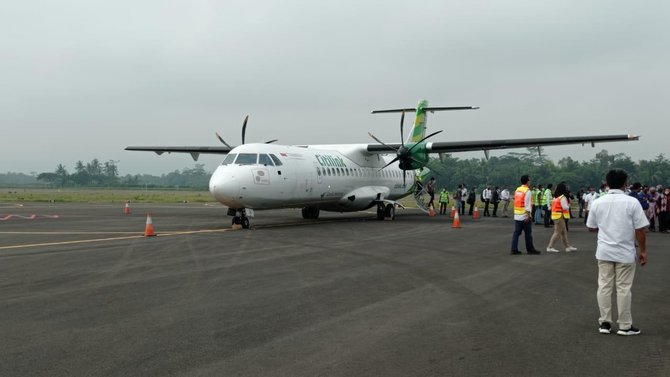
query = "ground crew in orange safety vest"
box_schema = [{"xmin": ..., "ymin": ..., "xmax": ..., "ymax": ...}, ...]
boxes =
[
  {"xmin": 546, "ymin": 182, "xmax": 577, "ymax": 253},
  {"xmin": 510, "ymin": 175, "xmax": 540, "ymax": 255}
]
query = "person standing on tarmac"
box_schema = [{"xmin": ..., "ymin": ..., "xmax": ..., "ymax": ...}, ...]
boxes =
[
  {"xmin": 460, "ymin": 184, "xmax": 468, "ymax": 216},
  {"xmin": 439, "ymin": 187, "xmax": 450, "ymax": 215},
  {"xmin": 587, "ymin": 169, "xmax": 648, "ymax": 336},
  {"xmin": 483, "ymin": 186, "xmax": 492, "ymax": 216},
  {"xmin": 426, "ymin": 177, "xmax": 436, "ymax": 209},
  {"xmin": 510, "ymin": 175, "xmax": 541, "ymax": 255},
  {"xmin": 501, "ymin": 185, "xmax": 511, "ymax": 217},
  {"xmin": 546, "ymin": 182, "xmax": 578, "ymax": 253},
  {"xmin": 543, "ymin": 183, "xmax": 554, "ymax": 228},
  {"xmin": 534, "ymin": 184, "xmax": 544, "ymax": 224},
  {"xmin": 583, "ymin": 186, "xmax": 598, "ymax": 225},
  {"xmin": 491, "ymin": 186, "xmax": 501, "ymax": 217}
]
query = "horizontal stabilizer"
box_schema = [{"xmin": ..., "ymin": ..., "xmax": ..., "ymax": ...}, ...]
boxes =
[{"xmin": 372, "ymin": 106, "xmax": 479, "ymax": 114}]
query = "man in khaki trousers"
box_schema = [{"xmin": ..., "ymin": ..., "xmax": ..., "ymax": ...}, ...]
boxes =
[{"xmin": 587, "ymin": 169, "xmax": 649, "ymax": 336}]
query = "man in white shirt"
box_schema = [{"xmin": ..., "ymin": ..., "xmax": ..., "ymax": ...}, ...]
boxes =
[
  {"xmin": 582, "ymin": 186, "xmax": 598, "ymax": 225},
  {"xmin": 460, "ymin": 185, "xmax": 468, "ymax": 216},
  {"xmin": 586, "ymin": 169, "xmax": 649, "ymax": 336},
  {"xmin": 500, "ymin": 186, "xmax": 511, "ymax": 217},
  {"xmin": 482, "ymin": 186, "xmax": 492, "ymax": 216}
]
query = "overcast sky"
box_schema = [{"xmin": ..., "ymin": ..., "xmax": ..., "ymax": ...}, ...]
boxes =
[{"xmin": 2, "ymin": 0, "xmax": 668, "ymax": 175}]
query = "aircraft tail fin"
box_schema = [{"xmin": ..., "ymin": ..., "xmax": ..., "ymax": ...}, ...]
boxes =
[{"xmin": 371, "ymin": 100, "xmax": 478, "ymax": 143}]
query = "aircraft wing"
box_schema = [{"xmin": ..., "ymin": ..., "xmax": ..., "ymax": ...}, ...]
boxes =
[
  {"xmin": 125, "ymin": 146, "xmax": 232, "ymax": 161},
  {"xmin": 366, "ymin": 134, "xmax": 639, "ymax": 154}
]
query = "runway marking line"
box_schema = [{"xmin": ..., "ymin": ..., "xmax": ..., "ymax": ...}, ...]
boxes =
[{"xmin": 0, "ymin": 218, "xmax": 348, "ymax": 251}]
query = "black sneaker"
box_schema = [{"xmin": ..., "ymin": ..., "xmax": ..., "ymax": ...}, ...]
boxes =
[
  {"xmin": 510, "ymin": 250, "xmax": 522, "ymax": 255},
  {"xmin": 599, "ymin": 322, "xmax": 612, "ymax": 334},
  {"xmin": 617, "ymin": 326, "xmax": 641, "ymax": 336},
  {"xmin": 527, "ymin": 249, "xmax": 541, "ymax": 255}
]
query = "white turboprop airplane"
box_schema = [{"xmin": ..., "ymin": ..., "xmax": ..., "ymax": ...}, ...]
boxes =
[{"xmin": 126, "ymin": 100, "xmax": 638, "ymax": 228}]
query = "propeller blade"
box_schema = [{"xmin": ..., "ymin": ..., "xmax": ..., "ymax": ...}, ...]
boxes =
[
  {"xmin": 403, "ymin": 170, "xmax": 406, "ymax": 187},
  {"xmin": 215, "ymin": 132, "xmax": 232, "ymax": 149},
  {"xmin": 408, "ymin": 130, "xmax": 443, "ymax": 153},
  {"xmin": 400, "ymin": 110, "xmax": 405, "ymax": 148},
  {"xmin": 241, "ymin": 115, "xmax": 249, "ymax": 145},
  {"xmin": 379, "ymin": 156, "xmax": 400, "ymax": 171},
  {"xmin": 265, "ymin": 139, "xmax": 278, "ymax": 144},
  {"xmin": 368, "ymin": 132, "xmax": 399, "ymax": 152}
]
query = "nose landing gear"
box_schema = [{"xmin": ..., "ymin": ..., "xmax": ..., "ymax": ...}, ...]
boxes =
[{"xmin": 229, "ymin": 208, "xmax": 251, "ymax": 229}]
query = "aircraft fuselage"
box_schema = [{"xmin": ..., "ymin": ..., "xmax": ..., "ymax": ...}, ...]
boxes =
[{"xmin": 209, "ymin": 143, "xmax": 413, "ymax": 212}]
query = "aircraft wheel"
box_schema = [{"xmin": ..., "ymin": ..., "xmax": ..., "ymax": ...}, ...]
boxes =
[
  {"xmin": 241, "ymin": 217, "xmax": 250, "ymax": 229},
  {"xmin": 302, "ymin": 208, "xmax": 310, "ymax": 219},
  {"xmin": 310, "ymin": 208, "xmax": 320, "ymax": 219},
  {"xmin": 232, "ymin": 216, "xmax": 241, "ymax": 225},
  {"xmin": 376, "ymin": 204, "xmax": 385, "ymax": 220},
  {"xmin": 385, "ymin": 204, "xmax": 395, "ymax": 220}
]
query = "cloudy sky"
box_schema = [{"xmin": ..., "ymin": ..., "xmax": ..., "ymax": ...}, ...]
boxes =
[{"xmin": 2, "ymin": 0, "xmax": 668, "ymax": 175}]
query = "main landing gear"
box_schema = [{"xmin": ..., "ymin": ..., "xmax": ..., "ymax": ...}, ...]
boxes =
[
  {"xmin": 301, "ymin": 206, "xmax": 320, "ymax": 219},
  {"xmin": 229, "ymin": 208, "xmax": 251, "ymax": 229},
  {"xmin": 376, "ymin": 203, "xmax": 396, "ymax": 220}
]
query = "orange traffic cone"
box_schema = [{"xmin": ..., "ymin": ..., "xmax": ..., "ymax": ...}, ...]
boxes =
[
  {"xmin": 452, "ymin": 211, "xmax": 462, "ymax": 228},
  {"xmin": 144, "ymin": 213, "xmax": 156, "ymax": 237},
  {"xmin": 450, "ymin": 206, "xmax": 455, "ymax": 218},
  {"xmin": 124, "ymin": 201, "xmax": 131, "ymax": 215},
  {"xmin": 473, "ymin": 206, "xmax": 479, "ymax": 220},
  {"xmin": 428, "ymin": 204, "xmax": 437, "ymax": 217}
]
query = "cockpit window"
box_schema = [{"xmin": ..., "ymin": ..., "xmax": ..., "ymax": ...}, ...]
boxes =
[
  {"xmin": 259, "ymin": 154, "xmax": 274, "ymax": 166},
  {"xmin": 235, "ymin": 153, "xmax": 258, "ymax": 165},
  {"xmin": 269, "ymin": 154, "xmax": 283, "ymax": 166},
  {"xmin": 221, "ymin": 154, "xmax": 237, "ymax": 165}
]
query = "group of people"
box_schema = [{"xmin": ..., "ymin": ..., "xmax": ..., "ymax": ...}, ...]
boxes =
[
  {"xmin": 423, "ymin": 180, "xmax": 514, "ymax": 218},
  {"xmin": 425, "ymin": 177, "xmax": 670, "ymax": 236},
  {"xmin": 421, "ymin": 172, "xmax": 657, "ymax": 336},
  {"xmin": 508, "ymin": 170, "xmax": 649, "ymax": 337}
]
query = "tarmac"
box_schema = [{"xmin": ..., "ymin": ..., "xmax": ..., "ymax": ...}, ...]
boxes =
[{"xmin": 1, "ymin": 202, "xmax": 668, "ymax": 377}]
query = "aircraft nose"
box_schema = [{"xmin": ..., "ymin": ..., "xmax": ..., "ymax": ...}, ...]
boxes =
[{"xmin": 209, "ymin": 168, "xmax": 240, "ymax": 204}]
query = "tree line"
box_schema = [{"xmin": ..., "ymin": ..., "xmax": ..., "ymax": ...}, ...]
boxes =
[
  {"xmin": 428, "ymin": 149, "xmax": 670, "ymax": 191},
  {"xmin": 1, "ymin": 149, "xmax": 668, "ymax": 190},
  {"xmin": 27, "ymin": 159, "xmax": 210, "ymax": 188}
]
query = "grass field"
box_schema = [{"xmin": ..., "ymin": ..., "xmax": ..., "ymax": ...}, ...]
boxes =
[{"xmin": 0, "ymin": 188, "xmax": 213, "ymax": 203}]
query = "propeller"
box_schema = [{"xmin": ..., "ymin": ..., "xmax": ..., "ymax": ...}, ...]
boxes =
[
  {"xmin": 215, "ymin": 115, "xmax": 278, "ymax": 147},
  {"xmin": 368, "ymin": 111, "xmax": 443, "ymax": 187}
]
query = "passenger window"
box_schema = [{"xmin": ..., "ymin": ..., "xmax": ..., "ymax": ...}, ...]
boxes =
[
  {"xmin": 221, "ymin": 154, "xmax": 237, "ymax": 165},
  {"xmin": 269, "ymin": 154, "xmax": 283, "ymax": 166},
  {"xmin": 235, "ymin": 153, "xmax": 258, "ymax": 165},
  {"xmin": 327, "ymin": 168, "xmax": 332, "ymax": 176},
  {"xmin": 259, "ymin": 154, "xmax": 274, "ymax": 166},
  {"xmin": 317, "ymin": 167, "xmax": 321, "ymax": 176}
]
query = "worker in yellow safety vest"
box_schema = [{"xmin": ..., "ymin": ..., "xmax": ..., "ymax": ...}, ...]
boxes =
[
  {"xmin": 546, "ymin": 182, "xmax": 578, "ymax": 253},
  {"xmin": 439, "ymin": 188, "xmax": 450, "ymax": 215},
  {"xmin": 510, "ymin": 175, "xmax": 540, "ymax": 255},
  {"xmin": 543, "ymin": 183, "xmax": 554, "ymax": 227}
]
